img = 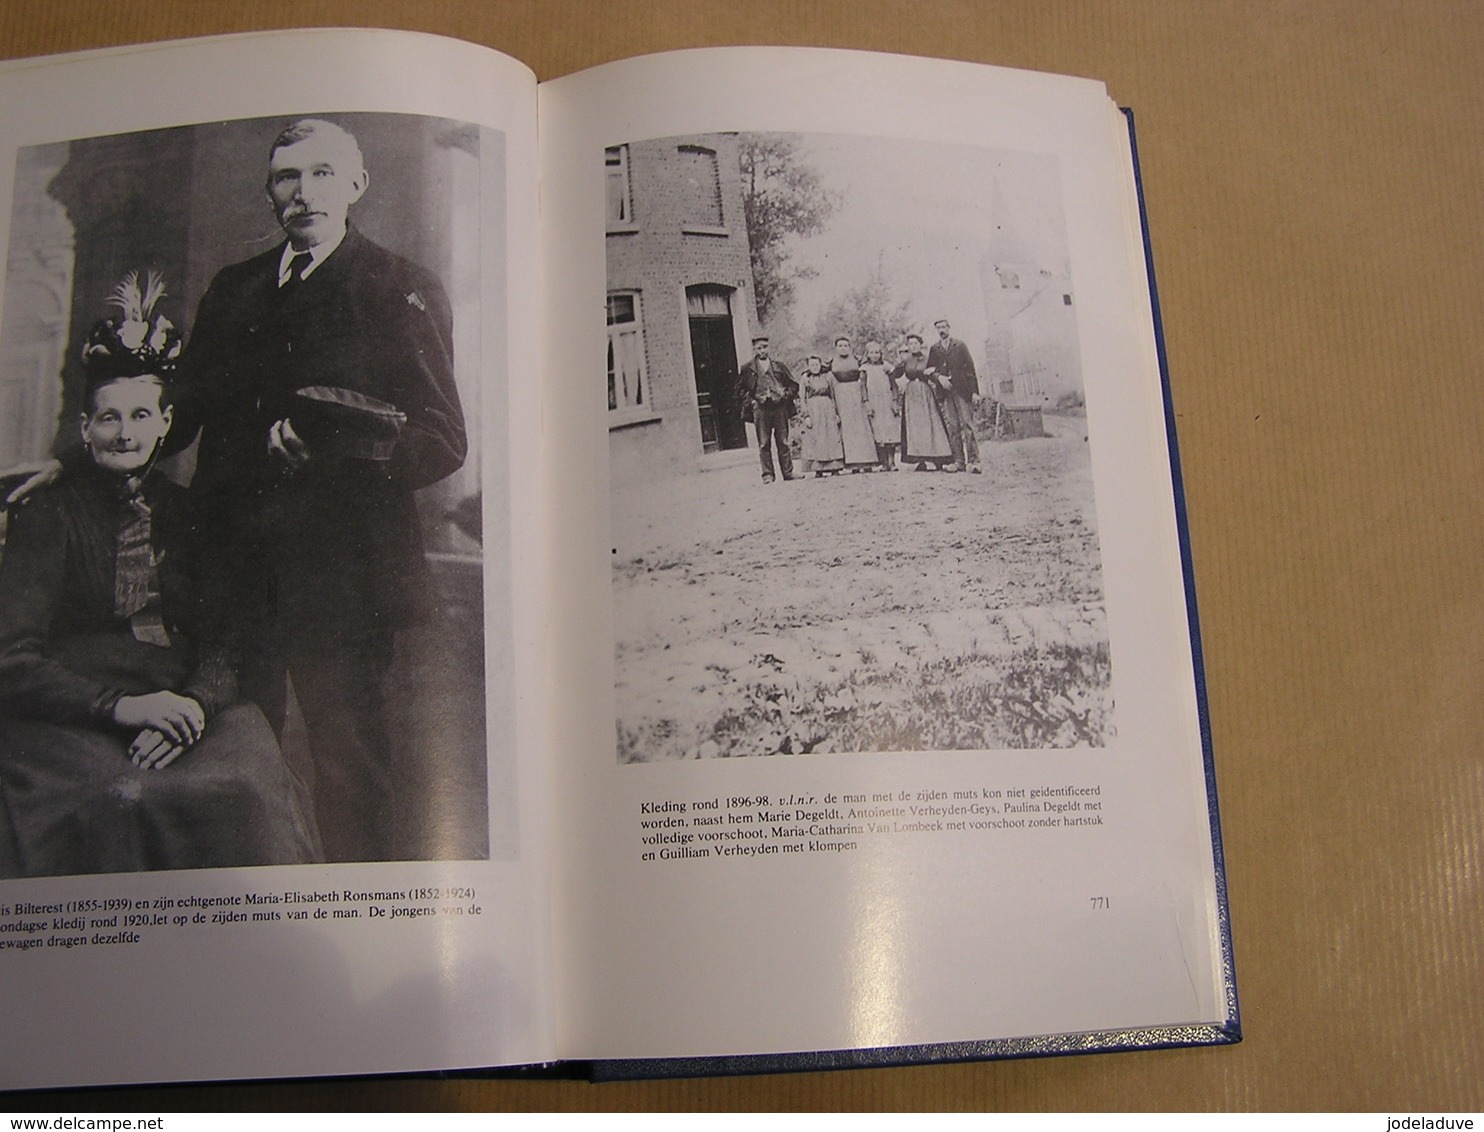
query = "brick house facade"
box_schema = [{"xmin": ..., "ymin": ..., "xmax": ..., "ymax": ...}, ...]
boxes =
[{"xmin": 606, "ymin": 134, "xmax": 759, "ymax": 484}]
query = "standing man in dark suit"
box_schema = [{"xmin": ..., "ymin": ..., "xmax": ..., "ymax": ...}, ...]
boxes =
[
  {"xmin": 927, "ymin": 318, "xmax": 982, "ymax": 474},
  {"xmin": 736, "ymin": 334, "xmax": 799, "ymax": 484},
  {"xmin": 179, "ymin": 119, "xmax": 467, "ymax": 861}
]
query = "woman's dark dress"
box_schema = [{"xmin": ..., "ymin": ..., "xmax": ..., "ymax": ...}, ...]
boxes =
[
  {"xmin": 0, "ymin": 465, "xmax": 319, "ymax": 877},
  {"xmin": 894, "ymin": 356, "xmax": 953, "ymax": 464}
]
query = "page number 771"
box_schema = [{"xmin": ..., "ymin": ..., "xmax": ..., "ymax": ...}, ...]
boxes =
[{"xmin": 1088, "ymin": 896, "xmax": 1111, "ymax": 910}]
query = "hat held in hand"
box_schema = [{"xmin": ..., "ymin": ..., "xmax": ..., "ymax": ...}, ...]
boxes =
[{"xmin": 292, "ymin": 385, "xmax": 407, "ymax": 461}]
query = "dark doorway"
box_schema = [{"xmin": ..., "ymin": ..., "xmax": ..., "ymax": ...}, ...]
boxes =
[{"xmin": 686, "ymin": 286, "xmax": 746, "ymax": 453}]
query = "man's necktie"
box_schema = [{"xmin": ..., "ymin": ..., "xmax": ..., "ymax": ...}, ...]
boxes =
[{"xmin": 283, "ymin": 250, "xmax": 310, "ymax": 288}]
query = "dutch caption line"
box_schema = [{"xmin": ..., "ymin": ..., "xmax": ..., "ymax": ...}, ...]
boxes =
[
  {"xmin": 0, "ymin": 887, "xmax": 480, "ymax": 953},
  {"xmin": 638, "ymin": 784, "xmax": 1104, "ymax": 862}
]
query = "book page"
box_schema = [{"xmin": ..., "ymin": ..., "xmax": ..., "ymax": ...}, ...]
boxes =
[
  {"xmin": 540, "ymin": 48, "xmax": 1232, "ymax": 1060},
  {"xmin": 0, "ymin": 30, "xmax": 549, "ymax": 1088}
]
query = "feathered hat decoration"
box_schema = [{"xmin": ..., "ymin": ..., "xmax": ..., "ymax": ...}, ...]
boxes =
[{"xmin": 81, "ymin": 270, "xmax": 184, "ymax": 379}]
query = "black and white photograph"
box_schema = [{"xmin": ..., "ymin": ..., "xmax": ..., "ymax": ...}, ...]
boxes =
[
  {"xmin": 0, "ymin": 111, "xmax": 503, "ymax": 874},
  {"xmin": 609, "ymin": 130, "xmax": 1110, "ymax": 762}
]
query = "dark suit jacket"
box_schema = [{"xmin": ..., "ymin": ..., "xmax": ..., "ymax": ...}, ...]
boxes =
[
  {"xmin": 737, "ymin": 357, "xmax": 799, "ymax": 417},
  {"xmin": 175, "ymin": 226, "xmax": 466, "ymax": 630},
  {"xmin": 926, "ymin": 337, "xmax": 979, "ymax": 401}
]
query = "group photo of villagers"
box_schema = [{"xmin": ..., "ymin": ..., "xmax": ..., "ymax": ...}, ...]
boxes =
[
  {"xmin": 0, "ymin": 113, "xmax": 502, "ymax": 877},
  {"xmin": 741, "ymin": 318, "xmax": 987, "ymax": 483},
  {"xmin": 607, "ymin": 130, "xmax": 1112, "ymax": 761}
]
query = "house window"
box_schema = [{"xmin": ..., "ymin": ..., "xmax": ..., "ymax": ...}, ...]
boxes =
[
  {"xmin": 608, "ymin": 292, "xmax": 647, "ymax": 412},
  {"xmin": 605, "ymin": 146, "xmax": 632, "ymax": 227},
  {"xmin": 676, "ymin": 145, "xmax": 722, "ymax": 228},
  {"xmin": 685, "ymin": 289, "xmax": 731, "ymax": 318}
]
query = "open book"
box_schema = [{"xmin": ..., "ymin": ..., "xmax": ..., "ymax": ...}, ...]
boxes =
[{"xmin": 0, "ymin": 29, "xmax": 1236, "ymax": 1089}]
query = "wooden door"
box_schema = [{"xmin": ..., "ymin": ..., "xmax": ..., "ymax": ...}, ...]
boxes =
[{"xmin": 687, "ymin": 288, "xmax": 745, "ymax": 453}]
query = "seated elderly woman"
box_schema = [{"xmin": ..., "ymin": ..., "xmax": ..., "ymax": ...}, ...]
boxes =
[{"xmin": 0, "ymin": 274, "xmax": 319, "ymax": 877}]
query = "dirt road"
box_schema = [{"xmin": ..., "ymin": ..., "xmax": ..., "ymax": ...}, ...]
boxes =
[{"xmin": 612, "ymin": 412, "xmax": 1109, "ymax": 760}]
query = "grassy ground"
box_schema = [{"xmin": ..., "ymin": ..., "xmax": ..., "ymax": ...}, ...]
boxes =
[{"xmin": 612, "ymin": 411, "xmax": 1110, "ymax": 761}]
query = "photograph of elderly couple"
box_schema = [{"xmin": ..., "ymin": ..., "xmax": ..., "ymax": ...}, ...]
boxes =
[
  {"xmin": 608, "ymin": 130, "xmax": 1112, "ymax": 762},
  {"xmin": 0, "ymin": 112, "xmax": 502, "ymax": 878}
]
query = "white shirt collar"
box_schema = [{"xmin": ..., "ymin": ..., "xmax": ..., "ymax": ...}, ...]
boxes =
[{"xmin": 277, "ymin": 227, "xmax": 347, "ymax": 286}]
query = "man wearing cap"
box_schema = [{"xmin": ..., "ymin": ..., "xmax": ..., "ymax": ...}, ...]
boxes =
[
  {"xmin": 927, "ymin": 318, "xmax": 982, "ymax": 474},
  {"xmin": 737, "ymin": 334, "xmax": 799, "ymax": 484}
]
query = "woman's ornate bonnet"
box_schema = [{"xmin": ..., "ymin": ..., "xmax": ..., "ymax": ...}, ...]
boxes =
[{"xmin": 81, "ymin": 270, "xmax": 183, "ymax": 383}]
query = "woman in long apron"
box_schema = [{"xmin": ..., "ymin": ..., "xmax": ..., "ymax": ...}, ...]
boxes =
[
  {"xmin": 828, "ymin": 336, "xmax": 879, "ymax": 472},
  {"xmin": 893, "ymin": 333, "xmax": 954, "ymax": 470},
  {"xmin": 800, "ymin": 355, "xmax": 845, "ymax": 476},
  {"xmin": 861, "ymin": 340, "xmax": 901, "ymax": 470}
]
